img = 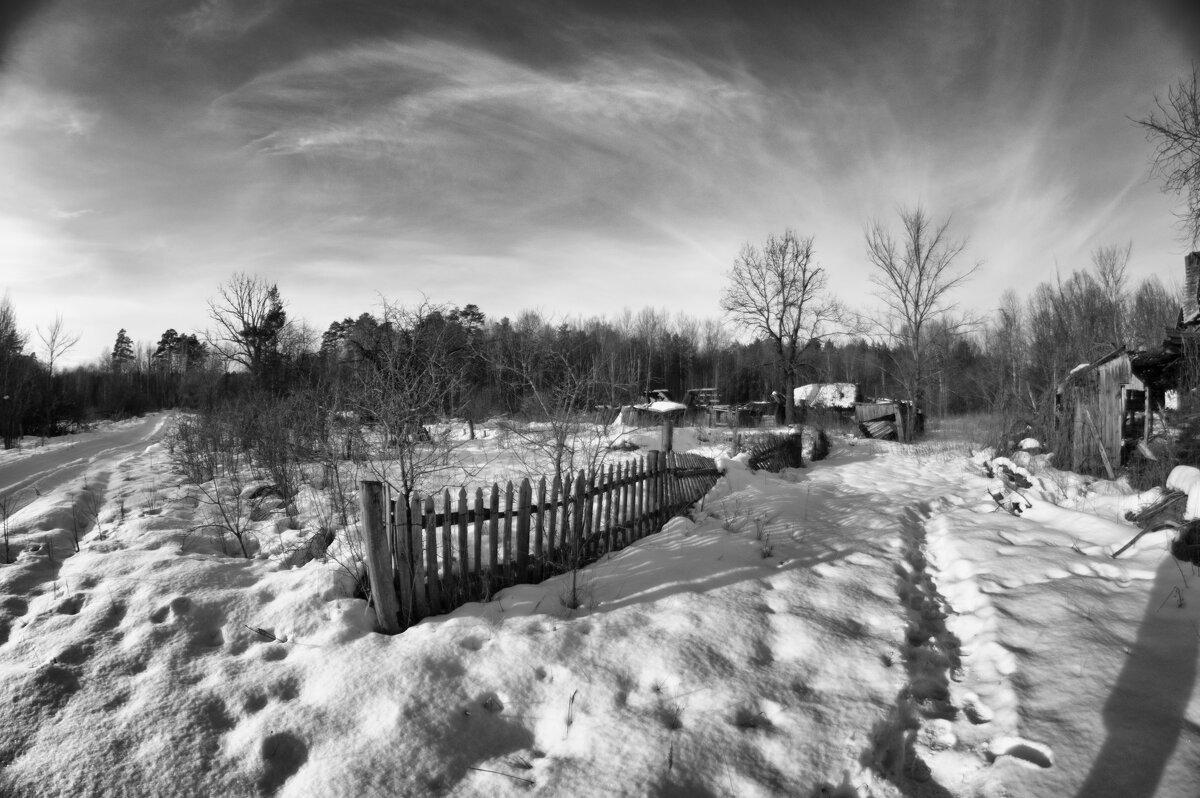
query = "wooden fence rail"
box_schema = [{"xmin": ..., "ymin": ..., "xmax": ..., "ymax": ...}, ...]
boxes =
[{"xmin": 357, "ymin": 450, "xmax": 723, "ymax": 632}]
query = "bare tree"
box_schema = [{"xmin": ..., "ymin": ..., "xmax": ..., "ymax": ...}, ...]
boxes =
[
  {"xmin": 206, "ymin": 273, "xmax": 289, "ymax": 378},
  {"xmin": 1129, "ymin": 275, "xmax": 1178, "ymax": 350},
  {"xmin": 35, "ymin": 315, "xmax": 80, "ymax": 375},
  {"xmin": 721, "ymin": 230, "xmax": 846, "ymax": 424},
  {"xmin": 1135, "ymin": 65, "xmax": 1200, "ymax": 247},
  {"xmin": 484, "ymin": 310, "xmax": 625, "ymax": 484},
  {"xmin": 353, "ymin": 299, "xmax": 476, "ymax": 503},
  {"xmin": 1091, "ymin": 242, "xmax": 1132, "ymax": 346},
  {"xmin": 865, "ymin": 205, "xmax": 980, "ymax": 437}
]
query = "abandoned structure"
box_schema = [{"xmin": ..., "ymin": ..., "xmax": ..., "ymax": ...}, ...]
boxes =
[{"xmin": 1062, "ymin": 252, "xmax": 1200, "ymax": 474}]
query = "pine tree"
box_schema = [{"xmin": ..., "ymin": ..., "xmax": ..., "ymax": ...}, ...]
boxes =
[{"xmin": 112, "ymin": 329, "xmax": 135, "ymax": 372}]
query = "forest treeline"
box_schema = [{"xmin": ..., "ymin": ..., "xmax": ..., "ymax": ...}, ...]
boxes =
[{"xmin": 0, "ymin": 250, "xmax": 1182, "ymax": 449}]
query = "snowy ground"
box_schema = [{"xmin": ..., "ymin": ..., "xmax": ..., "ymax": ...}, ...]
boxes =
[{"xmin": 0, "ymin": 423, "xmax": 1197, "ymax": 797}]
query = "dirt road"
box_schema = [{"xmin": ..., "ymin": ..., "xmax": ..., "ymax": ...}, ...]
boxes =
[{"xmin": 0, "ymin": 414, "xmax": 170, "ymax": 499}]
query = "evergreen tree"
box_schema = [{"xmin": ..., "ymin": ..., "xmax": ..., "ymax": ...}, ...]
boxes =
[{"xmin": 112, "ymin": 329, "xmax": 135, "ymax": 372}]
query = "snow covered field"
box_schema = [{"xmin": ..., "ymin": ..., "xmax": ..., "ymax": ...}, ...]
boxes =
[{"xmin": 0, "ymin": 423, "xmax": 1197, "ymax": 797}]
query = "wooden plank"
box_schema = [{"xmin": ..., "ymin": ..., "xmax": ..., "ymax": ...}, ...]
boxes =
[
  {"xmin": 392, "ymin": 487, "xmax": 415, "ymax": 628},
  {"xmin": 636, "ymin": 456, "xmax": 647, "ymax": 540},
  {"xmin": 503, "ymin": 481, "xmax": 515, "ymax": 584},
  {"xmin": 423, "ymin": 495, "xmax": 440, "ymax": 614},
  {"xmin": 534, "ymin": 477, "xmax": 547, "ymax": 580},
  {"xmin": 473, "ymin": 488, "xmax": 484, "ymax": 590},
  {"xmin": 1082, "ymin": 405, "xmax": 1116, "ymax": 479},
  {"xmin": 457, "ymin": 488, "xmax": 469, "ymax": 599},
  {"xmin": 358, "ymin": 481, "xmax": 401, "ymax": 634},
  {"xmin": 571, "ymin": 470, "xmax": 586, "ymax": 567},
  {"xmin": 582, "ymin": 469, "xmax": 596, "ymax": 557},
  {"xmin": 615, "ymin": 461, "xmax": 627, "ymax": 548},
  {"xmin": 442, "ymin": 489, "xmax": 454, "ymax": 605},
  {"xmin": 408, "ymin": 494, "xmax": 428, "ymax": 620},
  {"xmin": 516, "ymin": 478, "xmax": 532, "ymax": 582},
  {"xmin": 1145, "ymin": 385, "xmax": 1154, "ymax": 442},
  {"xmin": 548, "ymin": 474, "xmax": 561, "ymax": 564},
  {"xmin": 488, "ymin": 483, "xmax": 500, "ymax": 594},
  {"xmin": 604, "ymin": 464, "xmax": 615, "ymax": 553}
]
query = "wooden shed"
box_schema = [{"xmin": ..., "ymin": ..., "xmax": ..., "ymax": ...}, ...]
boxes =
[
  {"xmin": 855, "ymin": 401, "xmax": 912, "ymax": 442},
  {"xmin": 1059, "ymin": 253, "xmax": 1200, "ymax": 475},
  {"xmin": 1060, "ymin": 349, "xmax": 1145, "ymax": 474}
]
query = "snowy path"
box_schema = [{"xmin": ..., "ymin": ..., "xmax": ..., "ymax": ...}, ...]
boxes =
[
  {"xmin": 0, "ymin": 435, "xmax": 1198, "ymax": 797},
  {"xmin": 0, "ymin": 414, "xmax": 169, "ymax": 497}
]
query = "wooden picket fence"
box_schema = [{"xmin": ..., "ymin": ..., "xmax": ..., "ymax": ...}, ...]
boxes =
[{"xmin": 358, "ymin": 450, "xmax": 723, "ymax": 633}]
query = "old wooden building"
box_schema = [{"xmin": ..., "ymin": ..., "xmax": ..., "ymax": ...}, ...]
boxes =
[{"xmin": 1062, "ymin": 252, "xmax": 1200, "ymax": 474}]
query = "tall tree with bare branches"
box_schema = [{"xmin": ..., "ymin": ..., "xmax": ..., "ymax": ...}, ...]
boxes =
[
  {"xmin": 865, "ymin": 206, "xmax": 980, "ymax": 438},
  {"xmin": 206, "ymin": 273, "xmax": 288, "ymax": 380},
  {"xmin": 721, "ymin": 229, "xmax": 846, "ymax": 424},
  {"xmin": 36, "ymin": 314, "xmax": 80, "ymax": 375},
  {"xmin": 1136, "ymin": 65, "xmax": 1200, "ymax": 247}
]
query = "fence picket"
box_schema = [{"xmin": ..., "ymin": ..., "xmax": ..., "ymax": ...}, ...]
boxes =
[
  {"xmin": 442, "ymin": 490, "xmax": 454, "ymax": 605},
  {"xmin": 535, "ymin": 477, "xmax": 547, "ymax": 580},
  {"xmin": 473, "ymin": 488, "xmax": 483, "ymax": 591},
  {"xmin": 503, "ymin": 481, "xmax": 515, "ymax": 584},
  {"xmin": 571, "ymin": 470, "xmax": 586, "ymax": 564},
  {"xmin": 635, "ymin": 457, "xmax": 646, "ymax": 540},
  {"xmin": 423, "ymin": 495, "xmax": 440, "ymax": 613},
  {"xmin": 603, "ymin": 464, "xmax": 615, "ymax": 553},
  {"xmin": 548, "ymin": 475, "xmax": 561, "ymax": 564},
  {"xmin": 516, "ymin": 478, "xmax": 532, "ymax": 582},
  {"xmin": 457, "ymin": 488, "xmax": 469, "ymax": 599},
  {"xmin": 409, "ymin": 494, "xmax": 428, "ymax": 620},
  {"xmin": 380, "ymin": 451, "xmax": 721, "ymax": 626},
  {"xmin": 392, "ymin": 488, "xmax": 414, "ymax": 628},
  {"xmin": 488, "ymin": 484, "xmax": 500, "ymax": 592},
  {"xmin": 584, "ymin": 469, "xmax": 598, "ymax": 557}
]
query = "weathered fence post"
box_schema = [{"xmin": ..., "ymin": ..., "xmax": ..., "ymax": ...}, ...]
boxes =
[
  {"xmin": 392, "ymin": 489, "xmax": 415, "ymax": 629},
  {"xmin": 571, "ymin": 470, "xmax": 586, "ymax": 562},
  {"xmin": 423, "ymin": 495, "xmax": 441, "ymax": 613},
  {"xmin": 488, "ymin": 483, "xmax": 500, "ymax": 588},
  {"xmin": 442, "ymin": 489, "xmax": 455, "ymax": 604},
  {"xmin": 548, "ymin": 475, "xmax": 561, "ymax": 564},
  {"xmin": 457, "ymin": 488, "xmax": 469, "ymax": 600},
  {"xmin": 503, "ymin": 481, "xmax": 515, "ymax": 584},
  {"xmin": 661, "ymin": 419, "xmax": 674, "ymax": 453},
  {"xmin": 473, "ymin": 487, "xmax": 484, "ymax": 593},
  {"xmin": 534, "ymin": 477, "xmax": 547, "ymax": 580},
  {"xmin": 647, "ymin": 451, "xmax": 660, "ymax": 529},
  {"xmin": 359, "ymin": 481, "xmax": 401, "ymax": 635},
  {"xmin": 409, "ymin": 493, "xmax": 428, "ymax": 619},
  {"xmin": 516, "ymin": 478, "xmax": 532, "ymax": 582}
]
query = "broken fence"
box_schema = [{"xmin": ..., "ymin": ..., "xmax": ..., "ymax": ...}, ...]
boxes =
[{"xmin": 358, "ymin": 450, "xmax": 723, "ymax": 633}]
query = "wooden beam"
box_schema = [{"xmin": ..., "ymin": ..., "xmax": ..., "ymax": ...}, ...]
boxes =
[{"xmin": 1081, "ymin": 405, "xmax": 1116, "ymax": 479}]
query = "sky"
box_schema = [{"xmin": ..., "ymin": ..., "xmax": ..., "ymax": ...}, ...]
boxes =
[{"xmin": 1, "ymin": 0, "xmax": 1198, "ymax": 368}]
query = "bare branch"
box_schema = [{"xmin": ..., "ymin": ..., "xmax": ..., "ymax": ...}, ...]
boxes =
[
  {"xmin": 864, "ymin": 205, "xmax": 980, "ymax": 434},
  {"xmin": 1134, "ymin": 64, "xmax": 1200, "ymax": 247},
  {"xmin": 35, "ymin": 314, "xmax": 81, "ymax": 375}
]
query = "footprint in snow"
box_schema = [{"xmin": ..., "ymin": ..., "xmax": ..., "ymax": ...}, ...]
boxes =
[{"xmin": 986, "ymin": 736, "xmax": 1052, "ymax": 768}]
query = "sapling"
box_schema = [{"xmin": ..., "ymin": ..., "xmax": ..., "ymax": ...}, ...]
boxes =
[{"xmin": 0, "ymin": 491, "xmax": 30, "ymax": 564}]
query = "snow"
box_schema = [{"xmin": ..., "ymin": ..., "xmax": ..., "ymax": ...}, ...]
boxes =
[
  {"xmin": 642, "ymin": 400, "xmax": 688, "ymax": 413},
  {"xmin": 1, "ymin": 426, "xmax": 1198, "ymax": 796},
  {"xmin": 1167, "ymin": 466, "xmax": 1200, "ymax": 521},
  {"xmin": 794, "ymin": 383, "xmax": 857, "ymax": 410}
]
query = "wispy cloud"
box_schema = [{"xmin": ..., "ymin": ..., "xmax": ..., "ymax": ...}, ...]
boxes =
[{"xmin": 0, "ymin": 0, "xmax": 1195, "ymax": 366}]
